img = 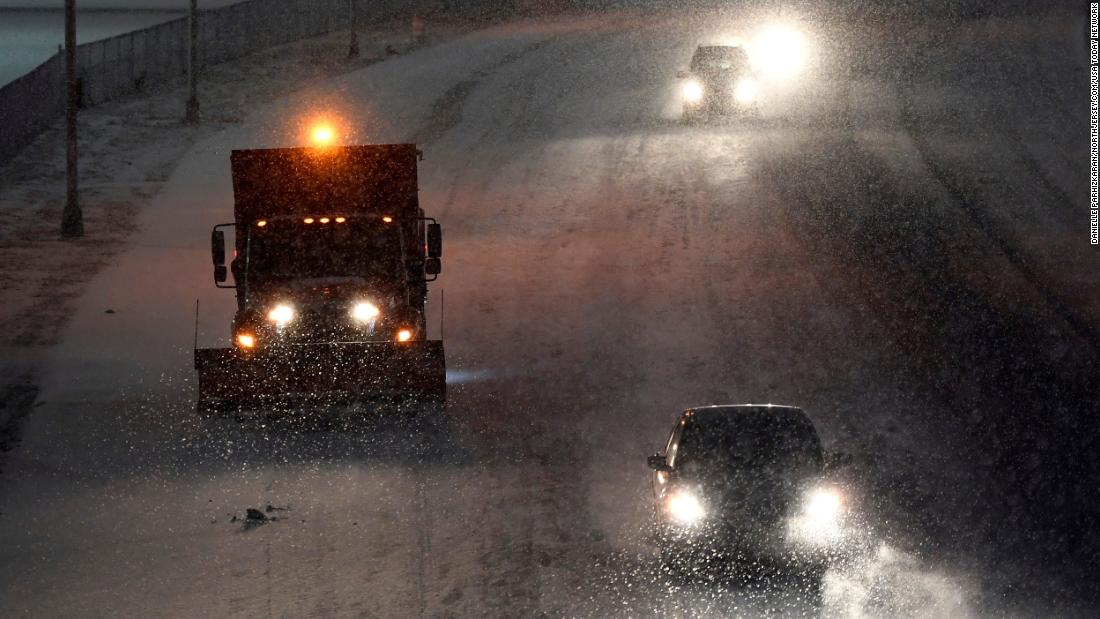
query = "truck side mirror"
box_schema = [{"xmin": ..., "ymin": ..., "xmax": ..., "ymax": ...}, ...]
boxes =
[
  {"xmin": 211, "ymin": 230, "xmax": 226, "ymax": 266},
  {"xmin": 214, "ymin": 265, "xmax": 228, "ymax": 283},
  {"xmin": 425, "ymin": 257, "xmax": 441, "ymax": 275},
  {"xmin": 427, "ymin": 223, "xmax": 442, "ymax": 258}
]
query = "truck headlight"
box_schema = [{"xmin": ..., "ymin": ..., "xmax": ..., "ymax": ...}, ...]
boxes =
[
  {"xmin": 734, "ymin": 77, "xmax": 758, "ymax": 104},
  {"xmin": 235, "ymin": 333, "xmax": 256, "ymax": 349},
  {"xmin": 682, "ymin": 79, "xmax": 704, "ymax": 103},
  {"xmin": 666, "ymin": 489, "xmax": 706, "ymax": 525},
  {"xmin": 395, "ymin": 328, "xmax": 413, "ymax": 342},
  {"xmin": 351, "ymin": 301, "xmax": 380, "ymax": 323},
  {"xmin": 267, "ymin": 304, "xmax": 295, "ymax": 326}
]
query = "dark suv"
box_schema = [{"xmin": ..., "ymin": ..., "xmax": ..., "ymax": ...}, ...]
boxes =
[
  {"xmin": 678, "ymin": 45, "xmax": 759, "ymax": 122},
  {"xmin": 648, "ymin": 405, "xmax": 848, "ymax": 589}
]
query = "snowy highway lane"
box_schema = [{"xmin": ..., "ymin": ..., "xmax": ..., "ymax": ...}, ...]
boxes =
[{"xmin": 1, "ymin": 9, "xmax": 1094, "ymax": 618}]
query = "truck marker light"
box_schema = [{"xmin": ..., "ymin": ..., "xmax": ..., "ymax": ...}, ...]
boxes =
[
  {"xmin": 335, "ymin": 216, "xmax": 346, "ymax": 223},
  {"xmin": 382, "ymin": 216, "xmax": 393, "ymax": 223},
  {"xmin": 256, "ymin": 220, "xmax": 267, "ymax": 227},
  {"xmin": 396, "ymin": 329, "xmax": 413, "ymax": 342},
  {"xmin": 319, "ymin": 217, "xmax": 330, "ymax": 224},
  {"xmin": 236, "ymin": 333, "xmax": 256, "ymax": 348},
  {"xmin": 304, "ymin": 217, "xmax": 315, "ymax": 224}
]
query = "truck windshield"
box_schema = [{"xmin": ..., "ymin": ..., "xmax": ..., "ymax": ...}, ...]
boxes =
[{"xmin": 245, "ymin": 218, "xmax": 402, "ymax": 282}]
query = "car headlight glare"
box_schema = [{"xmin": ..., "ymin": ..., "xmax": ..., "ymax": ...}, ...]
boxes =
[
  {"xmin": 666, "ymin": 489, "xmax": 706, "ymax": 525},
  {"xmin": 751, "ymin": 23, "xmax": 809, "ymax": 79},
  {"xmin": 788, "ymin": 486, "xmax": 843, "ymax": 544},
  {"xmin": 805, "ymin": 487, "xmax": 841, "ymax": 521},
  {"xmin": 734, "ymin": 77, "xmax": 758, "ymax": 104},
  {"xmin": 682, "ymin": 79, "xmax": 704, "ymax": 103},
  {"xmin": 267, "ymin": 304, "xmax": 295, "ymax": 325},
  {"xmin": 351, "ymin": 301, "xmax": 380, "ymax": 323}
]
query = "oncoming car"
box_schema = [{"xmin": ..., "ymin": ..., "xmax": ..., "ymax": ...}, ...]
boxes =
[
  {"xmin": 647, "ymin": 405, "xmax": 851, "ymax": 590},
  {"xmin": 677, "ymin": 45, "xmax": 759, "ymax": 122}
]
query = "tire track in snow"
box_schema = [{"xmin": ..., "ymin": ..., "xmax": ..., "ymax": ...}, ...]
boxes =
[
  {"xmin": 383, "ymin": 32, "xmax": 565, "ymax": 617},
  {"xmin": 410, "ymin": 38, "xmax": 555, "ymax": 148},
  {"xmin": 761, "ymin": 71, "xmax": 1100, "ymax": 607},
  {"xmin": 896, "ymin": 83, "xmax": 1099, "ymax": 350}
]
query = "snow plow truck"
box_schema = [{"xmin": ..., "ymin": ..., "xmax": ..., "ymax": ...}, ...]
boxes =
[{"xmin": 195, "ymin": 143, "xmax": 445, "ymax": 412}]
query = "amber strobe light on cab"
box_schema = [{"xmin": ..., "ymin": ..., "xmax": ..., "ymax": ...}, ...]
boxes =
[
  {"xmin": 310, "ymin": 123, "xmax": 336, "ymax": 146},
  {"xmin": 396, "ymin": 329, "xmax": 413, "ymax": 342},
  {"xmin": 236, "ymin": 333, "xmax": 256, "ymax": 348}
]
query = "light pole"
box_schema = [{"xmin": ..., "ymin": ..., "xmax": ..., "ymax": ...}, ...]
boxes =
[
  {"xmin": 185, "ymin": 0, "xmax": 201, "ymax": 124},
  {"xmin": 61, "ymin": 0, "xmax": 83, "ymax": 237},
  {"xmin": 347, "ymin": 0, "xmax": 359, "ymax": 59}
]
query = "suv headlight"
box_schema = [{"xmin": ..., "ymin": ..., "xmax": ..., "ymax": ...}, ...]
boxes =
[
  {"xmin": 788, "ymin": 486, "xmax": 843, "ymax": 544},
  {"xmin": 734, "ymin": 77, "xmax": 758, "ymax": 104},
  {"xmin": 682, "ymin": 79, "xmax": 704, "ymax": 103},
  {"xmin": 665, "ymin": 489, "xmax": 706, "ymax": 525}
]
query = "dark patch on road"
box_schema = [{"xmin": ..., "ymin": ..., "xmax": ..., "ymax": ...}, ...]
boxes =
[{"xmin": 0, "ymin": 371, "xmax": 40, "ymax": 476}]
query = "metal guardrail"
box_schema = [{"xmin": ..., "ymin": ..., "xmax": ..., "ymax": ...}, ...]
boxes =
[{"xmin": 0, "ymin": 0, "xmax": 479, "ymax": 167}]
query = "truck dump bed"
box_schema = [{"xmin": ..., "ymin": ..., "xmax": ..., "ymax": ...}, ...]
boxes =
[{"xmin": 230, "ymin": 144, "xmax": 420, "ymax": 224}]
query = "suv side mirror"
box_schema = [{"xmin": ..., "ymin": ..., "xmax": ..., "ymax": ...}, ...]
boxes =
[
  {"xmin": 427, "ymin": 222, "xmax": 442, "ymax": 258},
  {"xmin": 647, "ymin": 453, "xmax": 672, "ymax": 472},
  {"xmin": 824, "ymin": 451, "xmax": 852, "ymax": 472},
  {"xmin": 211, "ymin": 230, "xmax": 226, "ymax": 266}
]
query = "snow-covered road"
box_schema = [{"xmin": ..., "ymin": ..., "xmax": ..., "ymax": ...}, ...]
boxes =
[{"xmin": 1, "ymin": 8, "xmax": 1093, "ymax": 617}]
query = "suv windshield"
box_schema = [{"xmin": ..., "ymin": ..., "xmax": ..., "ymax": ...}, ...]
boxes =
[
  {"xmin": 690, "ymin": 46, "xmax": 749, "ymax": 73},
  {"xmin": 677, "ymin": 409, "xmax": 823, "ymax": 473},
  {"xmin": 246, "ymin": 219, "xmax": 402, "ymax": 281}
]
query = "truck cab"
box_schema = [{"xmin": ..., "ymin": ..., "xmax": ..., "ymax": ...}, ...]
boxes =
[{"xmin": 197, "ymin": 143, "xmax": 445, "ymax": 412}]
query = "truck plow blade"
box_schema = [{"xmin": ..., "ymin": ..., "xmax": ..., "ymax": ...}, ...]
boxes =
[{"xmin": 194, "ymin": 341, "xmax": 445, "ymax": 407}]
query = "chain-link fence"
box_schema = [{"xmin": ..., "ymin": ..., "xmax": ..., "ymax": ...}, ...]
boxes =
[{"xmin": 0, "ymin": 0, "xmax": 512, "ymax": 167}]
